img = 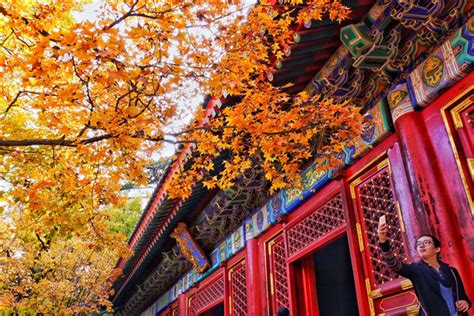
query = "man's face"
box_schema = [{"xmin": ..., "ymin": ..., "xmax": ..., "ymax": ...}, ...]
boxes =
[{"xmin": 416, "ymin": 236, "xmax": 440, "ymax": 260}]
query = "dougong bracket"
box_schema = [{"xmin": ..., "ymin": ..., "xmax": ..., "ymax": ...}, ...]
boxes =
[{"xmin": 171, "ymin": 222, "xmax": 210, "ymax": 274}]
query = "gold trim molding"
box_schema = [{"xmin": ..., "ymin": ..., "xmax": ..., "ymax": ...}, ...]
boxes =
[{"xmin": 401, "ymin": 279, "xmax": 413, "ymax": 290}]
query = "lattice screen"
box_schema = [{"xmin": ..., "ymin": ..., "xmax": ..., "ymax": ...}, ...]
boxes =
[
  {"xmin": 194, "ymin": 276, "xmax": 225, "ymax": 314},
  {"xmin": 355, "ymin": 166, "xmax": 407, "ymax": 285},
  {"xmin": 269, "ymin": 235, "xmax": 290, "ymax": 311},
  {"xmin": 287, "ymin": 193, "xmax": 346, "ymax": 257},
  {"xmin": 229, "ymin": 261, "xmax": 248, "ymax": 316}
]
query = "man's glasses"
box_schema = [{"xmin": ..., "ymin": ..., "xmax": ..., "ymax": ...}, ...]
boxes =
[{"xmin": 416, "ymin": 240, "xmax": 433, "ymax": 248}]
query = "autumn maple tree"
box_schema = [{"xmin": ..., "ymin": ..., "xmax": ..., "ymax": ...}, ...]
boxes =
[{"xmin": 0, "ymin": 0, "xmax": 361, "ymax": 312}]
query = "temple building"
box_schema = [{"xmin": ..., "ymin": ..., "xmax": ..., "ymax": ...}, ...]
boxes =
[{"xmin": 112, "ymin": 1, "xmax": 474, "ymax": 315}]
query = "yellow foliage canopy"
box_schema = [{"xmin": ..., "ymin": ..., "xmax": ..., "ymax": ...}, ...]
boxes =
[{"xmin": 0, "ymin": 0, "xmax": 359, "ymax": 312}]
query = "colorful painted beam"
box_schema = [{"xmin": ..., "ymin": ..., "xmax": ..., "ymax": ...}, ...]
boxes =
[{"xmin": 407, "ymin": 18, "xmax": 473, "ymax": 108}]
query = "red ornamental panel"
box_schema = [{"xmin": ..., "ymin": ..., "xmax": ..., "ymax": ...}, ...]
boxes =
[
  {"xmin": 355, "ymin": 165, "xmax": 407, "ymax": 286},
  {"xmin": 229, "ymin": 260, "xmax": 248, "ymax": 316},
  {"xmin": 194, "ymin": 276, "xmax": 225, "ymax": 314},
  {"xmin": 268, "ymin": 234, "xmax": 290, "ymax": 312},
  {"xmin": 287, "ymin": 193, "xmax": 345, "ymax": 257}
]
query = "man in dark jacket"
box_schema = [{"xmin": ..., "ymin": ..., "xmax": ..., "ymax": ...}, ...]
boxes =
[{"xmin": 378, "ymin": 222, "xmax": 471, "ymax": 315}]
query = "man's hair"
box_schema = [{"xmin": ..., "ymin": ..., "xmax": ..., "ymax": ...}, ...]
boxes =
[{"xmin": 417, "ymin": 234, "xmax": 441, "ymax": 248}]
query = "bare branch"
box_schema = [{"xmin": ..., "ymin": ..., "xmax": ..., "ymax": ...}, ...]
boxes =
[
  {"xmin": 0, "ymin": 29, "xmax": 14, "ymax": 46},
  {"xmin": 3, "ymin": 90, "xmax": 42, "ymax": 115},
  {"xmin": 0, "ymin": 134, "xmax": 113, "ymax": 147},
  {"xmin": 35, "ymin": 232, "xmax": 49, "ymax": 252},
  {"xmin": 107, "ymin": 2, "xmax": 192, "ymax": 29},
  {"xmin": 107, "ymin": 0, "xmax": 139, "ymax": 29},
  {"xmin": 11, "ymin": 27, "xmax": 34, "ymax": 48},
  {"xmin": 75, "ymin": 125, "xmax": 90, "ymax": 139}
]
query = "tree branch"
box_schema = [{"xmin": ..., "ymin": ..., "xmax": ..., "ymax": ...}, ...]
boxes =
[
  {"xmin": 0, "ymin": 134, "xmax": 113, "ymax": 147},
  {"xmin": 35, "ymin": 232, "xmax": 49, "ymax": 252},
  {"xmin": 0, "ymin": 29, "xmax": 14, "ymax": 46},
  {"xmin": 0, "ymin": 130, "xmax": 199, "ymax": 148},
  {"xmin": 3, "ymin": 90, "xmax": 41, "ymax": 113},
  {"xmin": 107, "ymin": 3, "xmax": 192, "ymax": 29}
]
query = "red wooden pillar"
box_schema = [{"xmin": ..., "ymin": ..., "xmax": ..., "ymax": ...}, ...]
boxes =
[
  {"xmin": 387, "ymin": 79, "xmax": 473, "ymax": 293},
  {"xmin": 392, "ymin": 113, "xmax": 445, "ymax": 235},
  {"xmin": 245, "ymin": 238, "xmax": 263, "ymax": 316},
  {"xmin": 178, "ymin": 293, "xmax": 186, "ymax": 316},
  {"xmin": 387, "ymin": 142, "xmax": 419, "ymax": 261}
]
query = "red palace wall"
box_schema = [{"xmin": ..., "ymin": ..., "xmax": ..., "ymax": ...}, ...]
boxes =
[{"xmin": 158, "ymin": 71, "xmax": 474, "ymax": 316}]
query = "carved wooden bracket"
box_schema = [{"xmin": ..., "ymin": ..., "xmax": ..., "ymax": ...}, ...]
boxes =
[{"xmin": 171, "ymin": 222, "xmax": 210, "ymax": 274}]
